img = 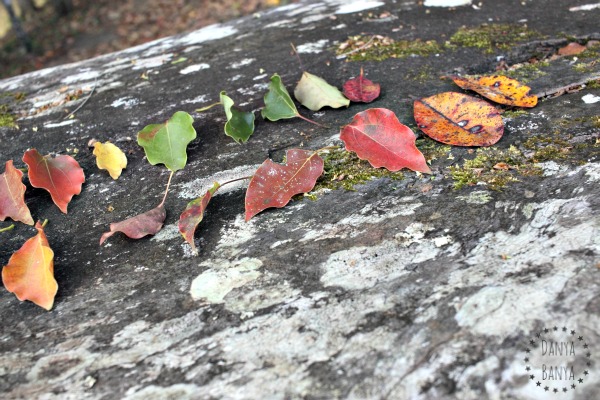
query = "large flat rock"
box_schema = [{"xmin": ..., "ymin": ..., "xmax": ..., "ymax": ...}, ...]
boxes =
[{"xmin": 0, "ymin": 0, "xmax": 599, "ymax": 398}]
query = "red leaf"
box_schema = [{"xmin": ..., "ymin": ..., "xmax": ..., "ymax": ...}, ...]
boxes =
[
  {"xmin": 178, "ymin": 182, "xmax": 221, "ymax": 254},
  {"xmin": 343, "ymin": 68, "xmax": 381, "ymax": 103},
  {"xmin": 23, "ymin": 149, "xmax": 85, "ymax": 213},
  {"xmin": 0, "ymin": 160, "xmax": 33, "ymax": 225},
  {"xmin": 245, "ymin": 149, "xmax": 324, "ymax": 221},
  {"xmin": 340, "ymin": 108, "xmax": 431, "ymax": 174},
  {"xmin": 100, "ymin": 205, "xmax": 166, "ymax": 245},
  {"xmin": 413, "ymin": 92, "xmax": 504, "ymax": 147}
]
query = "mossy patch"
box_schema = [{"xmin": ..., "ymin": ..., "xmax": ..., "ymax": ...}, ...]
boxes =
[
  {"xmin": 503, "ymin": 109, "xmax": 529, "ymax": 118},
  {"xmin": 497, "ymin": 61, "xmax": 549, "ymax": 83},
  {"xmin": 450, "ymin": 145, "xmax": 542, "ymax": 190},
  {"xmin": 523, "ymin": 135, "xmax": 573, "ymax": 162},
  {"xmin": 0, "ymin": 105, "xmax": 17, "ymax": 128},
  {"xmin": 337, "ymin": 35, "xmax": 443, "ymax": 62},
  {"xmin": 313, "ymin": 149, "xmax": 406, "ymax": 192},
  {"xmin": 449, "ymin": 24, "xmax": 541, "ymax": 54}
]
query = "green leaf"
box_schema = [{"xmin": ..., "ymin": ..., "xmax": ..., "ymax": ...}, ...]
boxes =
[
  {"xmin": 294, "ymin": 72, "xmax": 350, "ymax": 111},
  {"xmin": 220, "ymin": 91, "xmax": 255, "ymax": 144},
  {"xmin": 137, "ymin": 111, "xmax": 197, "ymax": 172},
  {"xmin": 261, "ymin": 73, "xmax": 299, "ymax": 121}
]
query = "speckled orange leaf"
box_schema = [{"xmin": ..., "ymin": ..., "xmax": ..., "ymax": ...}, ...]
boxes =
[
  {"xmin": 245, "ymin": 149, "xmax": 323, "ymax": 221},
  {"xmin": 450, "ymin": 75, "xmax": 537, "ymax": 107},
  {"xmin": 2, "ymin": 221, "xmax": 57, "ymax": 310},
  {"xmin": 414, "ymin": 92, "xmax": 504, "ymax": 147}
]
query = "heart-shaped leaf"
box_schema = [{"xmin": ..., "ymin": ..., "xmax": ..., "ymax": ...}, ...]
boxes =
[
  {"xmin": 343, "ymin": 68, "xmax": 381, "ymax": 103},
  {"xmin": 220, "ymin": 91, "xmax": 255, "ymax": 143},
  {"xmin": 178, "ymin": 182, "xmax": 221, "ymax": 254},
  {"xmin": 450, "ymin": 75, "xmax": 537, "ymax": 108},
  {"xmin": 2, "ymin": 221, "xmax": 57, "ymax": 310},
  {"xmin": 245, "ymin": 149, "xmax": 323, "ymax": 221},
  {"xmin": 340, "ymin": 108, "xmax": 431, "ymax": 173},
  {"xmin": 100, "ymin": 205, "xmax": 166, "ymax": 245},
  {"xmin": 137, "ymin": 111, "xmax": 197, "ymax": 172},
  {"xmin": 294, "ymin": 71, "xmax": 350, "ymax": 111},
  {"xmin": 0, "ymin": 160, "xmax": 33, "ymax": 225},
  {"xmin": 23, "ymin": 149, "xmax": 85, "ymax": 214},
  {"xmin": 93, "ymin": 141, "xmax": 127, "ymax": 179},
  {"xmin": 414, "ymin": 92, "xmax": 504, "ymax": 147}
]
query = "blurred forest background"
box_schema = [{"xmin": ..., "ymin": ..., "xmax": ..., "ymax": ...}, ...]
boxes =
[{"xmin": 0, "ymin": 0, "xmax": 293, "ymax": 79}]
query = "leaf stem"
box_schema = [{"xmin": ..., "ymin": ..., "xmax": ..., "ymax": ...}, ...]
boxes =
[
  {"xmin": 159, "ymin": 170, "xmax": 175, "ymax": 208},
  {"xmin": 296, "ymin": 112, "xmax": 329, "ymax": 129},
  {"xmin": 196, "ymin": 102, "xmax": 222, "ymax": 112},
  {"xmin": 290, "ymin": 43, "xmax": 305, "ymax": 71},
  {"xmin": 0, "ymin": 224, "xmax": 15, "ymax": 233},
  {"xmin": 41, "ymin": 219, "xmax": 48, "ymax": 228},
  {"xmin": 220, "ymin": 175, "xmax": 253, "ymax": 187}
]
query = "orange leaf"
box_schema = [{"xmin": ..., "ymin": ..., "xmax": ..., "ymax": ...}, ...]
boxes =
[
  {"xmin": 450, "ymin": 75, "xmax": 537, "ymax": 108},
  {"xmin": 2, "ymin": 221, "xmax": 57, "ymax": 310},
  {"xmin": 0, "ymin": 160, "xmax": 34, "ymax": 225},
  {"xmin": 558, "ymin": 42, "xmax": 586, "ymax": 56},
  {"xmin": 414, "ymin": 92, "xmax": 504, "ymax": 147}
]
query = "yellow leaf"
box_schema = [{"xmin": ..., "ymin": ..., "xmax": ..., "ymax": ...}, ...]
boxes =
[
  {"xmin": 2, "ymin": 221, "xmax": 57, "ymax": 310},
  {"xmin": 93, "ymin": 141, "xmax": 127, "ymax": 179}
]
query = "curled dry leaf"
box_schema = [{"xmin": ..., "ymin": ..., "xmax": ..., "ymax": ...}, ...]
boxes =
[
  {"xmin": 343, "ymin": 68, "xmax": 381, "ymax": 103},
  {"xmin": 414, "ymin": 92, "xmax": 504, "ymax": 147},
  {"xmin": 2, "ymin": 221, "xmax": 57, "ymax": 310},
  {"xmin": 93, "ymin": 141, "xmax": 127, "ymax": 179},
  {"xmin": 245, "ymin": 149, "xmax": 324, "ymax": 221},
  {"xmin": 0, "ymin": 160, "xmax": 33, "ymax": 225},
  {"xmin": 340, "ymin": 108, "xmax": 431, "ymax": 173},
  {"xmin": 23, "ymin": 149, "xmax": 85, "ymax": 213},
  {"xmin": 450, "ymin": 75, "xmax": 538, "ymax": 108},
  {"xmin": 137, "ymin": 111, "xmax": 197, "ymax": 172},
  {"xmin": 294, "ymin": 71, "xmax": 350, "ymax": 111},
  {"xmin": 100, "ymin": 205, "xmax": 166, "ymax": 245},
  {"xmin": 178, "ymin": 182, "xmax": 221, "ymax": 254}
]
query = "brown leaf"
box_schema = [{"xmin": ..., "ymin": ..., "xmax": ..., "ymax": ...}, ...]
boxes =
[
  {"xmin": 558, "ymin": 42, "xmax": 587, "ymax": 56},
  {"xmin": 100, "ymin": 205, "xmax": 166, "ymax": 245}
]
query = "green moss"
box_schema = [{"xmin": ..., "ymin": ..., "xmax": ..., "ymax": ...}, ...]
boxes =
[
  {"xmin": 417, "ymin": 137, "xmax": 451, "ymax": 162},
  {"xmin": 523, "ymin": 135, "xmax": 572, "ymax": 162},
  {"xmin": 337, "ymin": 35, "xmax": 443, "ymax": 62},
  {"xmin": 587, "ymin": 79, "xmax": 600, "ymax": 89},
  {"xmin": 0, "ymin": 105, "xmax": 17, "ymax": 128},
  {"xmin": 573, "ymin": 61, "xmax": 595, "ymax": 73},
  {"xmin": 503, "ymin": 109, "xmax": 529, "ymax": 118},
  {"xmin": 450, "ymin": 145, "xmax": 542, "ymax": 190},
  {"xmin": 497, "ymin": 61, "xmax": 549, "ymax": 83},
  {"xmin": 313, "ymin": 149, "xmax": 406, "ymax": 192},
  {"xmin": 449, "ymin": 24, "xmax": 541, "ymax": 54}
]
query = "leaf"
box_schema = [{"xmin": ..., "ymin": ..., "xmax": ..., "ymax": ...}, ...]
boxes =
[
  {"xmin": 450, "ymin": 75, "xmax": 538, "ymax": 108},
  {"xmin": 261, "ymin": 73, "xmax": 300, "ymax": 121},
  {"xmin": 100, "ymin": 205, "xmax": 166, "ymax": 245},
  {"xmin": 23, "ymin": 149, "xmax": 85, "ymax": 214},
  {"xmin": 93, "ymin": 141, "xmax": 127, "ymax": 179},
  {"xmin": 178, "ymin": 182, "xmax": 221, "ymax": 254},
  {"xmin": 294, "ymin": 71, "xmax": 350, "ymax": 111},
  {"xmin": 340, "ymin": 108, "xmax": 431, "ymax": 174},
  {"xmin": 245, "ymin": 149, "xmax": 323, "ymax": 221},
  {"xmin": 220, "ymin": 91, "xmax": 255, "ymax": 143},
  {"xmin": 343, "ymin": 68, "xmax": 381, "ymax": 103},
  {"xmin": 137, "ymin": 111, "xmax": 197, "ymax": 172},
  {"xmin": 2, "ymin": 221, "xmax": 57, "ymax": 310},
  {"xmin": 0, "ymin": 160, "xmax": 33, "ymax": 225},
  {"xmin": 558, "ymin": 42, "xmax": 586, "ymax": 56},
  {"xmin": 414, "ymin": 92, "xmax": 504, "ymax": 147}
]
